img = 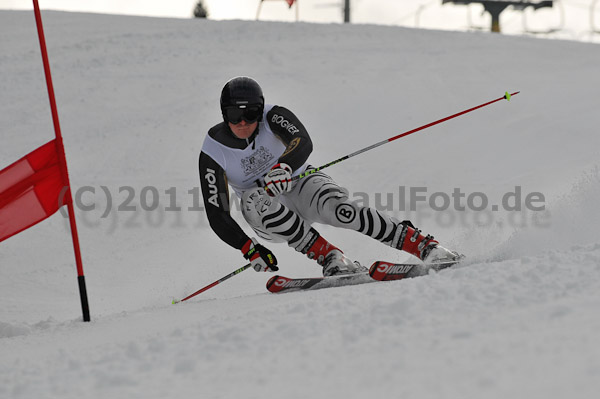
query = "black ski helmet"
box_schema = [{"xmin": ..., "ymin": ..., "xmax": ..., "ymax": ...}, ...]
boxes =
[{"xmin": 220, "ymin": 76, "xmax": 265, "ymax": 122}]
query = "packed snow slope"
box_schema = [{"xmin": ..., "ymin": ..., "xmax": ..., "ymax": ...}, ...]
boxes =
[{"xmin": 1, "ymin": 10, "xmax": 600, "ymax": 399}]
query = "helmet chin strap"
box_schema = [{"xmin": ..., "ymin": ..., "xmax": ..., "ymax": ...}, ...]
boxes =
[{"xmin": 250, "ymin": 129, "xmax": 257, "ymax": 149}]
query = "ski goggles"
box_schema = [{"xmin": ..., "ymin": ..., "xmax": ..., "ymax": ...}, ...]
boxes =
[{"xmin": 223, "ymin": 105, "xmax": 262, "ymax": 124}]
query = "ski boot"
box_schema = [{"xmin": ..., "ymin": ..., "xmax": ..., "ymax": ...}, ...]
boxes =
[
  {"xmin": 422, "ymin": 244, "xmax": 463, "ymax": 264},
  {"xmin": 392, "ymin": 221, "xmax": 462, "ymax": 264},
  {"xmin": 303, "ymin": 231, "xmax": 365, "ymax": 276}
]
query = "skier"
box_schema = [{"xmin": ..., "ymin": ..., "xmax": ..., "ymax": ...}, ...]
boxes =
[{"xmin": 199, "ymin": 76, "xmax": 460, "ymax": 277}]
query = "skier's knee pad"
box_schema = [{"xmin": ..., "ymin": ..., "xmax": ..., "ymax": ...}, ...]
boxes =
[
  {"xmin": 241, "ymin": 188, "xmax": 279, "ymax": 227},
  {"xmin": 296, "ymin": 179, "xmax": 353, "ymax": 227},
  {"xmin": 319, "ymin": 197, "xmax": 361, "ymax": 228}
]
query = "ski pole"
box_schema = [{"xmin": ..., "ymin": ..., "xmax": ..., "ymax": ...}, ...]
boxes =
[
  {"xmin": 172, "ymin": 263, "xmax": 252, "ymax": 304},
  {"xmin": 295, "ymin": 91, "xmax": 519, "ymax": 181}
]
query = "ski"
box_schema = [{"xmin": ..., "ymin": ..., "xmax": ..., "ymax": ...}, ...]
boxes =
[
  {"xmin": 369, "ymin": 260, "xmax": 458, "ymax": 281},
  {"xmin": 266, "ymin": 271, "xmax": 373, "ymax": 293},
  {"xmin": 266, "ymin": 260, "xmax": 460, "ymax": 293}
]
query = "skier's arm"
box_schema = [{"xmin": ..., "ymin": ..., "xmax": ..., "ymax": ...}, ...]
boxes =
[
  {"xmin": 266, "ymin": 105, "xmax": 313, "ymax": 171},
  {"xmin": 199, "ymin": 152, "xmax": 249, "ymax": 250}
]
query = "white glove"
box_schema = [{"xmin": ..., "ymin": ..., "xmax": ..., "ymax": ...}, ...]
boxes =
[{"xmin": 264, "ymin": 163, "xmax": 293, "ymax": 197}]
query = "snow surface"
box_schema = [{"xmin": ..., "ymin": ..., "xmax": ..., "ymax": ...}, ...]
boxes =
[{"xmin": 1, "ymin": 10, "xmax": 600, "ymax": 399}]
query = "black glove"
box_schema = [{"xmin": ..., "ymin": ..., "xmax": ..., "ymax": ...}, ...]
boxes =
[{"xmin": 241, "ymin": 238, "xmax": 279, "ymax": 272}]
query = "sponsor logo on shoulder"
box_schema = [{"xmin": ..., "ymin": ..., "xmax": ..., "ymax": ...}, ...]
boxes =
[
  {"xmin": 281, "ymin": 137, "xmax": 301, "ymax": 156},
  {"xmin": 271, "ymin": 114, "xmax": 300, "ymax": 135}
]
